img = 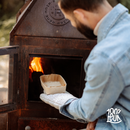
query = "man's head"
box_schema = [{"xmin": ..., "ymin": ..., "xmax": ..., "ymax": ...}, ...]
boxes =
[
  {"xmin": 56, "ymin": 0, "xmax": 104, "ymax": 13},
  {"xmin": 56, "ymin": 0, "xmax": 112, "ymax": 39}
]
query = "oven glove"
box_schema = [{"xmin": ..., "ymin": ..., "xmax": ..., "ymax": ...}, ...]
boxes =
[{"xmin": 40, "ymin": 91, "xmax": 77, "ymax": 109}]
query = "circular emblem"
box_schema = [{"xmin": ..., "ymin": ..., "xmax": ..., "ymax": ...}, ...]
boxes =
[{"xmin": 44, "ymin": 0, "xmax": 69, "ymax": 26}]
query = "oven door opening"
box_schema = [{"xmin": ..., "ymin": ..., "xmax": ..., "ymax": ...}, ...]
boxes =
[{"xmin": 28, "ymin": 55, "xmax": 83, "ymax": 101}]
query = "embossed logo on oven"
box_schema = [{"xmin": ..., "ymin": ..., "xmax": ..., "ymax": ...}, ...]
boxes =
[{"xmin": 44, "ymin": 0, "xmax": 69, "ymax": 26}]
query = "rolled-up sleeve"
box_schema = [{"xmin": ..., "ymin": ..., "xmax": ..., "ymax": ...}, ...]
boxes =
[{"xmin": 60, "ymin": 53, "xmax": 124, "ymax": 123}]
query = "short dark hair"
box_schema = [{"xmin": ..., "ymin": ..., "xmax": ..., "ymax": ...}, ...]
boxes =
[{"xmin": 55, "ymin": 0, "xmax": 104, "ymax": 12}]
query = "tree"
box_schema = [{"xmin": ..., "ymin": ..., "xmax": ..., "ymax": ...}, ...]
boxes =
[
  {"xmin": 119, "ymin": 0, "xmax": 130, "ymax": 11},
  {"xmin": 0, "ymin": 0, "xmax": 24, "ymax": 19}
]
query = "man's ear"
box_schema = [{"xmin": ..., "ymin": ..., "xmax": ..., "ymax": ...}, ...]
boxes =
[{"xmin": 73, "ymin": 9, "xmax": 87, "ymax": 23}]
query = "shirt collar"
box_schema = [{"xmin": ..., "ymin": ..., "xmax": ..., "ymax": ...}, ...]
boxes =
[
  {"xmin": 97, "ymin": 4, "xmax": 128, "ymax": 43},
  {"xmin": 94, "ymin": 14, "xmax": 108, "ymax": 36}
]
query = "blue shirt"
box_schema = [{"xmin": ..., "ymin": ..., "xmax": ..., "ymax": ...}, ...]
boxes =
[{"xmin": 60, "ymin": 4, "xmax": 130, "ymax": 130}]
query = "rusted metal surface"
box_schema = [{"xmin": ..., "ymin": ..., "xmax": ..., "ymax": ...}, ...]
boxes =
[
  {"xmin": 8, "ymin": 110, "xmax": 19, "ymax": 130},
  {"xmin": 18, "ymin": 118, "xmax": 87, "ymax": 130},
  {"xmin": 0, "ymin": 46, "xmax": 19, "ymax": 55},
  {"xmin": 11, "ymin": 0, "xmax": 85, "ymax": 39},
  {"xmin": 0, "ymin": 104, "xmax": 16, "ymax": 114},
  {"xmin": 11, "ymin": 36, "xmax": 96, "ymax": 49},
  {"xmin": 10, "ymin": 0, "xmax": 37, "ymax": 39},
  {"xmin": 20, "ymin": 108, "xmax": 65, "ymax": 119},
  {"xmin": 16, "ymin": 0, "xmax": 33, "ymax": 22},
  {"xmin": 16, "ymin": 39, "xmax": 96, "ymax": 108},
  {"xmin": 44, "ymin": 0, "xmax": 69, "ymax": 26},
  {"xmin": 0, "ymin": 113, "xmax": 7, "ymax": 130}
]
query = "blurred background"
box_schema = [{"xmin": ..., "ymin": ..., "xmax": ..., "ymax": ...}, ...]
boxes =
[
  {"xmin": 0, "ymin": 0, "xmax": 130, "ymax": 48},
  {"xmin": 0, "ymin": 0, "xmax": 24, "ymax": 47}
]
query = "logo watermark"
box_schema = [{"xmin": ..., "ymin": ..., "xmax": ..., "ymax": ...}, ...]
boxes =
[{"xmin": 107, "ymin": 108, "xmax": 122, "ymax": 124}]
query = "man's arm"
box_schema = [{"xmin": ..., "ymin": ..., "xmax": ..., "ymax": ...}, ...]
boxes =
[{"xmin": 60, "ymin": 53, "xmax": 124, "ymax": 122}]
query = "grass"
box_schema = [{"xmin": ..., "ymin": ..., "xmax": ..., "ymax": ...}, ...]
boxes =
[{"xmin": 0, "ymin": 16, "xmax": 16, "ymax": 47}]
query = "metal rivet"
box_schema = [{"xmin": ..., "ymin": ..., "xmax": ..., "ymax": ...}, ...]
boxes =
[{"xmin": 25, "ymin": 126, "xmax": 31, "ymax": 130}]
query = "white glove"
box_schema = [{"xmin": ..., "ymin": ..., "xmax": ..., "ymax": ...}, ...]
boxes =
[{"xmin": 40, "ymin": 92, "xmax": 77, "ymax": 109}]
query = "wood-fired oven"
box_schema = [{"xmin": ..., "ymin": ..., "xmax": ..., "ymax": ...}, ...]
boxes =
[{"xmin": 0, "ymin": 0, "xmax": 96, "ymax": 129}]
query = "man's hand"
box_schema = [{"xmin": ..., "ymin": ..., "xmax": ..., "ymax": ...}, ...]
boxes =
[{"xmin": 86, "ymin": 120, "xmax": 98, "ymax": 130}]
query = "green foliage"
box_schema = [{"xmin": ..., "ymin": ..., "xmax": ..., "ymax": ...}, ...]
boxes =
[
  {"xmin": 0, "ymin": 17, "xmax": 16, "ymax": 47},
  {"xmin": 120, "ymin": 0, "xmax": 130, "ymax": 11},
  {"xmin": 0, "ymin": 0, "xmax": 24, "ymax": 20},
  {"xmin": 0, "ymin": 0, "xmax": 24, "ymax": 47}
]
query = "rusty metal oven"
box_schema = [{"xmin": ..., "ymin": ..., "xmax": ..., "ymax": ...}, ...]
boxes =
[{"xmin": 0, "ymin": 0, "xmax": 96, "ymax": 129}]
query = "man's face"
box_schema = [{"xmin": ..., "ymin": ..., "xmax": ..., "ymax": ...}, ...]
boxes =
[{"xmin": 58, "ymin": 2, "xmax": 97, "ymax": 39}]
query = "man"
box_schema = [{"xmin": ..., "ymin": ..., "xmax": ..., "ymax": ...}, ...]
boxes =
[{"xmin": 40, "ymin": 0, "xmax": 130, "ymax": 129}]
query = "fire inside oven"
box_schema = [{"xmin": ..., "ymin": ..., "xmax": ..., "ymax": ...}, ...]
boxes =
[{"xmin": 28, "ymin": 55, "xmax": 82, "ymax": 101}]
